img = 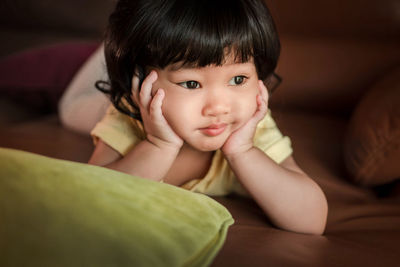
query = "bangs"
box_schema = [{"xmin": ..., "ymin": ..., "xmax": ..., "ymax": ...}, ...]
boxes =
[
  {"xmin": 102, "ymin": 0, "xmax": 280, "ymax": 119},
  {"xmin": 144, "ymin": 0, "xmax": 262, "ymax": 70}
]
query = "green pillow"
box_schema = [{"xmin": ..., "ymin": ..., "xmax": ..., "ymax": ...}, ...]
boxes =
[{"xmin": 0, "ymin": 148, "xmax": 233, "ymax": 267}]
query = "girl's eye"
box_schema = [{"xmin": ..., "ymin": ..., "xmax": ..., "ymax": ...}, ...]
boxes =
[
  {"xmin": 229, "ymin": 75, "xmax": 247, "ymax": 86},
  {"xmin": 178, "ymin": 80, "xmax": 200, "ymax": 89}
]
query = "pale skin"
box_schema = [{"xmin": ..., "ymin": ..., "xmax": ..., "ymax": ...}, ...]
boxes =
[{"xmin": 89, "ymin": 55, "xmax": 328, "ymax": 235}]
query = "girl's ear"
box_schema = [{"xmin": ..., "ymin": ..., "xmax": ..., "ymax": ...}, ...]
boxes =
[
  {"xmin": 263, "ymin": 73, "xmax": 281, "ymax": 94},
  {"xmin": 131, "ymin": 69, "xmax": 140, "ymax": 105}
]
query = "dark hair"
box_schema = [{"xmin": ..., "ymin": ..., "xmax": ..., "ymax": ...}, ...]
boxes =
[{"xmin": 96, "ymin": 0, "xmax": 281, "ymax": 120}]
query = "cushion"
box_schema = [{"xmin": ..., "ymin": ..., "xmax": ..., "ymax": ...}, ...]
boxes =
[
  {"xmin": 0, "ymin": 148, "xmax": 233, "ymax": 267},
  {"xmin": 0, "ymin": 42, "xmax": 99, "ymax": 112},
  {"xmin": 344, "ymin": 66, "xmax": 400, "ymax": 186}
]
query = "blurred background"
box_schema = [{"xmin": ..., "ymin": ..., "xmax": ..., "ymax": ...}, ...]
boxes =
[{"xmin": 0, "ymin": 0, "xmax": 399, "ymax": 116}]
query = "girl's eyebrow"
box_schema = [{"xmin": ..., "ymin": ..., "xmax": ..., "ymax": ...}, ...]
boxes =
[
  {"xmin": 167, "ymin": 62, "xmax": 197, "ymax": 72},
  {"xmin": 168, "ymin": 61, "xmax": 255, "ymax": 73}
]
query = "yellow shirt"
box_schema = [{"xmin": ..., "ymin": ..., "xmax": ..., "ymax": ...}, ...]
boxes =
[{"xmin": 91, "ymin": 105, "xmax": 293, "ymax": 197}]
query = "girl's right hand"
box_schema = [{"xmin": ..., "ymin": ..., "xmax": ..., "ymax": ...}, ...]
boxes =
[{"xmin": 131, "ymin": 70, "xmax": 184, "ymax": 150}]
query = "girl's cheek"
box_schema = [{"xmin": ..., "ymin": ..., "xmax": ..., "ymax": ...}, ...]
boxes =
[
  {"xmin": 233, "ymin": 101, "xmax": 256, "ymax": 131},
  {"xmin": 245, "ymin": 90, "xmax": 258, "ymax": 108},
  {"xmin": 241, "ymin": 94, "xmax": 258, "ymax": 119}
]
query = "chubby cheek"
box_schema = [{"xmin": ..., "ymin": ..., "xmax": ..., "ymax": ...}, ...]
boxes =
[
  {"xmin": 150, "ymin": 79, "xmax": 186, "ymax": 125},
  {"xmin": 160, "ymin": 93, "xmax": 195, "ymax": 133},
  {"xmin": 235, "ymin": 90, "xmax": 258, "ymax": 123}
]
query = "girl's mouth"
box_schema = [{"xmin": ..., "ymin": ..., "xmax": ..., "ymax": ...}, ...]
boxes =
[{"xmin": 200, "ymin": 124, "xmax": 227, "ymax": 136}]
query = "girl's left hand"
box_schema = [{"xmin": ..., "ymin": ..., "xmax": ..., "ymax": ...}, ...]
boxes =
[{"xmin": 221, "ymin": 80, "xmax": 269, "ymax": 157}]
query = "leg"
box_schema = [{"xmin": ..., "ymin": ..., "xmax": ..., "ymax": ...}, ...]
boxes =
[{"xmin": 59, "ymin": 43, "xmax": 109, "ymax": 134}]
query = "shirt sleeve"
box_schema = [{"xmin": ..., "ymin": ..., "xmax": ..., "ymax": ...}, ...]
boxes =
[
  {"xmin": 232, "ymin": 110, "xmax": 293, "ymax": 197},
  {"xmin": 253, "ymin": 109, "xmax": 293, "ymax": 164},
  {"xmin": 90, "ymin": 105, "xmax": 145, "ymax": 156}
]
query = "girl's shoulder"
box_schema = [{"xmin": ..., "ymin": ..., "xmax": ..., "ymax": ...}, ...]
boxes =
[
  {"xmin": 91, "ymin": 104, "xmax": 145, "ymax": 156},
  {"xmin": 254, "ymin": 109, "xmax": 293, "ymax": 164}
]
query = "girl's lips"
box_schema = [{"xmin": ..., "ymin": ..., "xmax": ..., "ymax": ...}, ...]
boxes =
[{"xmin": 200, "ymin": 124, "xmax": 227, "ymax": 136}]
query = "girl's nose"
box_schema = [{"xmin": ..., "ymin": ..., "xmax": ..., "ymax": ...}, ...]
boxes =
[{"xmin": 202, "ymin": 90, "xmax": 231, "ymax": 117}]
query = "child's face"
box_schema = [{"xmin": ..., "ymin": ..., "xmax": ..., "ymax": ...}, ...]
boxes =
[{"xmin": 151, "ymin": 55, "xmax": 259, "ymax": 151}]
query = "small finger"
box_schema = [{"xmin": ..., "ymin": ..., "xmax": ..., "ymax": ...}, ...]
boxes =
[
  {"xmin": 258, "ymin": 80, "xmax": 269, "ymax": 103},
  {"xmin": 149, "ymin": 89, "xmax": 165, "ymax": 121},
  {"xmin": 140, "ymin": 71, "xmax": 158, "ymax": 108},
  {"xmin": 252, "ymin": 95, "xmax": 268, "ymax": 121}
]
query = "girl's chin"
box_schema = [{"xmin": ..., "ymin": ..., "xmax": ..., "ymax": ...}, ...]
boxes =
[
  {"xmin": 184, "ymin": 139, "xmax": 226, "ymax": 152},
  {"xmin": 196, "ymin": 145, "xmax": 223, "ymax": 152}
]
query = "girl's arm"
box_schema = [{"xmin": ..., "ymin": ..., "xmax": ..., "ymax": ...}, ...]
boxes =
[
  {"xmin": 89, "ymin": 71, "xmax": 183, "ymax": 181},
  {"xmin": 89, "ymin": 138, "xmax": 180, "ymax": 182},
  {"xmin": 226, "ymin": 152, "xmax": 328, "ymax": 235},
  {"xmin": 222, "ymin": 81, "xmax": 328, "ymax": 235}
]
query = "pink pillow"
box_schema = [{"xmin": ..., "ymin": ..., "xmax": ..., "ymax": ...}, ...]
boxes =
[{"xmin": 0, "ymin": 42, "xmax": 99, "ymax": 111}]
